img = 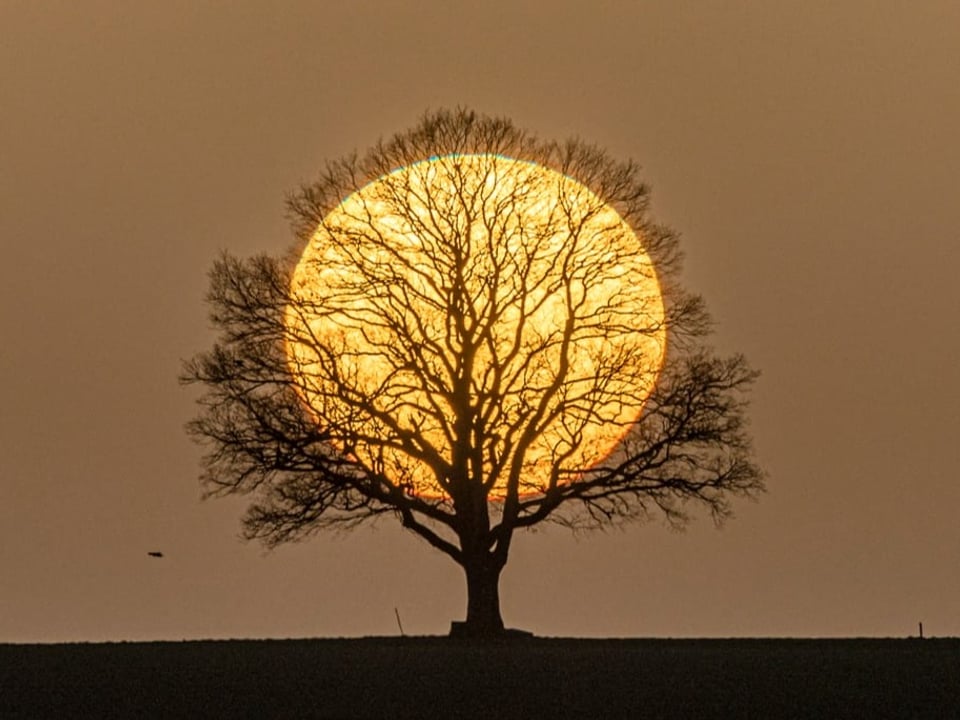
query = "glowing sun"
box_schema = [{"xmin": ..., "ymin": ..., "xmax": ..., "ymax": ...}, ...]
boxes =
[{"xmin": 285, "ymin": 154, "xmax": 666, "ymax": 499}]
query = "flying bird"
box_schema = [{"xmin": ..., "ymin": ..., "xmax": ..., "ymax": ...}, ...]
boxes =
[{"xmin": 147, "ymin": 551, "xmax": 164, "ymax": 558}]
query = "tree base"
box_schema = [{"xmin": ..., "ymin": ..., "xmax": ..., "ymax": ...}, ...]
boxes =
[{"xmin": 449, "ymin": 621, "xmax": 534, "ymax": 640}]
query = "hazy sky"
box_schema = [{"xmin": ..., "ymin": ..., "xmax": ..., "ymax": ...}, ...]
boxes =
[{"xmin": 2, "ymin": 2, "xmax": 959, "ymax": 643}]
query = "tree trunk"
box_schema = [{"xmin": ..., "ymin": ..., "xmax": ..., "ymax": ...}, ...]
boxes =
[{"xmin": 452, "ymin": 556, "xmax": 505, "ymax": 637}]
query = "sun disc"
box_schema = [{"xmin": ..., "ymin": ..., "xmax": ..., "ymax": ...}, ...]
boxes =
[{"xmin": 285, "ymin": 154, "xmax": 665, "ymax": 499}]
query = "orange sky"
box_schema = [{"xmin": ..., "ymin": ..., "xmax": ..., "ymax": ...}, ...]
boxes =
[{"xmin": 2, "ymin": 1, "xmax": 959, "ymax": 642}]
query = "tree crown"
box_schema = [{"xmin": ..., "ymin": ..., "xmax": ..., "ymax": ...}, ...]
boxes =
[{"xmin": 183, "ymin": 108, "xmax": 763, "ymax": 555}]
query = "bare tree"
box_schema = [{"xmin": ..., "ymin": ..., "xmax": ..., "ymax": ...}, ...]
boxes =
[{"xmin": 182, "ymin": 109, "xmax": 764, "ymax": 637}]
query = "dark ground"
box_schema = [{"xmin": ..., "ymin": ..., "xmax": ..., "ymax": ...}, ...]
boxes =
[{"xmin": 1, "ymin": 637, "xmax": 958, "ymax": 719}]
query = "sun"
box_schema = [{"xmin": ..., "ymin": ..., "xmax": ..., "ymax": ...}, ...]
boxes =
[{"xmin": 284, "ymin": 154, "xmax": 666, "ymax": 499}]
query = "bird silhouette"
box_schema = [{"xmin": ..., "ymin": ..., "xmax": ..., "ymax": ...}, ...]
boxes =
[{"xmin": 147, "ymin": 551, "xmax": 164, "ymax": 558}]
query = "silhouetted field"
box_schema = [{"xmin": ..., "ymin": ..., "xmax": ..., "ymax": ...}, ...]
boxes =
[{"xmin": 2, "ymin": 637, "xmax": 958, "ymax": 718}]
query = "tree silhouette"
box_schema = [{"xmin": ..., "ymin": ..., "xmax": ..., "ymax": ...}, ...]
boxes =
[{"xmin": 182, "ymin": 109, "xmax": 764, "ymax": 637}]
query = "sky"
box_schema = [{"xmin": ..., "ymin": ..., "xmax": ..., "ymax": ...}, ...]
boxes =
[{"xmin": 2, "ymin": 1, "xmax": 959, "ymax": 643}]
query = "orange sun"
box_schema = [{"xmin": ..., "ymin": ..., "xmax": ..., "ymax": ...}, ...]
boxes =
[{"xmin": 285, "ymin": 154, "xmax": 665, "ymax": 498}]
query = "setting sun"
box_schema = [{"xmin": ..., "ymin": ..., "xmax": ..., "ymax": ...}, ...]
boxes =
[{"xmin": 285, "ymin": 154, "xmax": 666, "ymax": 498}]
